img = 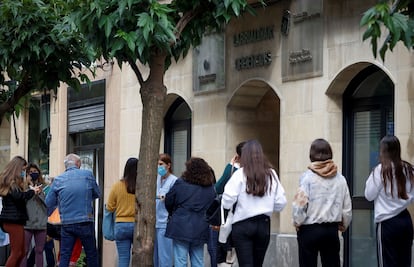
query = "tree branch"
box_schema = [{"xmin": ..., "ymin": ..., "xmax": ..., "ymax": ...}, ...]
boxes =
[
  {"xmin": 175, "ymin": 8, "xmax": 203, "ymax": 39},
  {"xmin": 127, "ymin": 58, "xmax": 144, "ymax": 86},
  {"xmin": 0, "ymin": 76, "xmax": 33, "ymax": 126}
]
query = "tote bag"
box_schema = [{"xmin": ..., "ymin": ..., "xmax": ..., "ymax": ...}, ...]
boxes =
[
  {"xmin": 218, "ymin": 204, "xmax": 233, "ymax": 243},
  {"xmin": 103, "ymin": 205, "xmax": 115, "ymax": 241},
  {"xmin": 47, "ymin": 207, "xmax": 61, "ymax": 240}
]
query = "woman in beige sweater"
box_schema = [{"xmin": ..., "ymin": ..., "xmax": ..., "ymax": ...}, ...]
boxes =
[{"xmin": 107, "ymin": 158, "xmax": 137, "ymax": 267}]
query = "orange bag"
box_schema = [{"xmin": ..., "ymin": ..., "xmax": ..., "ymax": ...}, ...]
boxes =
[{"xmin": 48, "ymin": 208, "xmax": 61, "ymax": 224}]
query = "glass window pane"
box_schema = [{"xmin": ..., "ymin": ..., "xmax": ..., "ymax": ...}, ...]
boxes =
[
  {"xmin": 352, "ymin": 110, "xmax": 381, "ymax": 196},
  {"xmin": 172, "ymin": 129, "xmax": 187, "ymax": 176},
  {"xmin": 351, "ymin": 210, "xmax": 377, "ymax": 266}
]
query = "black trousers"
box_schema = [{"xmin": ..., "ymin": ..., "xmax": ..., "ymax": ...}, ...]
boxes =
[
  {"xmin": 297, "ymin": 223, "xmax": 340, "ymax": 267},
  {"xmin": 231, "ymin": 214, "xmax": 270, "ymax": 267},
  {"xmin": 377, "ymin": 209, "xmax": 413, "ymax": 267}
]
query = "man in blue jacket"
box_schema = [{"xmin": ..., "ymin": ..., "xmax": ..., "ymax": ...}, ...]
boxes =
[{"xmin": 46, "ymin": 153, "xmax": 101, "ymax": 267}]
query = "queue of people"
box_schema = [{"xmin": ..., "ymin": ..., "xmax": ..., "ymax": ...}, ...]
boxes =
[{"xmin": 0, "ymin": 135, "xmax": 412, "ymax": 267}]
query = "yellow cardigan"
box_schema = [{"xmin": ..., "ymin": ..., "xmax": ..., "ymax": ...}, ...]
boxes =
[{"xmin": 106, "ymin": 180, "xmax": 135, "ymax": 223}]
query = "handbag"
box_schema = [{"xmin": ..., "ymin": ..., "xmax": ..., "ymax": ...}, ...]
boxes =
[
  {"xmin": 218, "ymin": 203, "xmax": 233, "ymax": 243},
  {"xmin": 205, "ymin": 194, "xmax": 222, "ymax": 226},
  {"xmin": 103, "ymin": 205, "xmax": 115, "ymax": 241},
  {"xmin": 47, "ymin": 207, "xmax": 61, "ymax": 240},
  {"xmin": 207, "ymin": 163, "xmax": 237, "ymax": 226}
]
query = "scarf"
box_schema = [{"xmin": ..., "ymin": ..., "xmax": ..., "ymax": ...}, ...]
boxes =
[{"xmin": 308, "ymin": 159, "xmax": 338, "ymax": 178}]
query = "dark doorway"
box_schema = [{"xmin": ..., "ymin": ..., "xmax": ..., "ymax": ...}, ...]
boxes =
[
  {"xmin": 343, "ymin": 65, "xmax": 394, "ymax": 267},
  {"xmin": 164, "ymin": 97, "xmax": 191, "ymax": 177}
]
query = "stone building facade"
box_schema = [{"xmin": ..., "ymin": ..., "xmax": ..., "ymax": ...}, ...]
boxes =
[{"xmin": 2, "ymin": 0, "xmax": 414, "ymax": 266}]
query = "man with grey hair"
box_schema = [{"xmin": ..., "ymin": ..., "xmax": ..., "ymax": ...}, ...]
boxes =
[{"xmin": 46, "ymin": 153, "xmax": 101, "ymax": 267}]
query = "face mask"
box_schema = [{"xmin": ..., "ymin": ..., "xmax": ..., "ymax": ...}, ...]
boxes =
[
  {"xmin": 30, "ymin": 173, "xmax": 40, "ymax": 181},
  {"xmin": 158, "ymin": 165, "xmax": 167, "ymax": 177},
  {"xmin": 20, "ymin": 171, "xmax": 26, "ymax": 178}
]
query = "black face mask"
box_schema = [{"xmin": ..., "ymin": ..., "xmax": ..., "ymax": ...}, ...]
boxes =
[{"xmin": 30, "ymin": 173, "xmax": 40, "ymax": 181}]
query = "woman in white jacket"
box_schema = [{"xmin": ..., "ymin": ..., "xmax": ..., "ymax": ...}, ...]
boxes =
[
  {"xmin": 222, "ymin": 139, "xmax": 287, "ymax": 267},
  {"xmin": 365, "ymin": 135, "xmax": 414, "ymax": 267},
  {"xmin": 292, "ymin": 138, "xmax": 352, "ymax": 267}
]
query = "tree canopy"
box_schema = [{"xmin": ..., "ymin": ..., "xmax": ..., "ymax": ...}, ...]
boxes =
[
  {"xmin": 361, "ymin": 0, "xmax": 414, "ymax": 61},
  {"xmin": 69, "ymin": 0, "xmax": 257, "ymax": 83},
  {"xmin": 0, "ymin": 0, "xmax": 95, "ymax": 124}
]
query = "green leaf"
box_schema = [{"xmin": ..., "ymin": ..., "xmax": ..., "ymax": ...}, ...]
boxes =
[
  {"xmin": 362, "ymin": 27, "xmax": 374, "ymax": 41},
  {"xmin": 360, "ymin": 7, "xmax": 377, "ymax": 26},
  {"xmin": 105, "ymin": 16, "xmax": 113, "ymax": 38},
  {"xmin": 372, "ymin": 37, "xmax": 378, "ymax": 58},
  {"xmin": 126, "ymin": 31, "xmax": 137, "ymax": 51},
  {"xmin": 392, "ymin": 13, "xmax": 409, "ymax": 32},
  {"xmin": 231, "ymin": 1, "xmax": 240, "ymax": 16},
  {"xmin": 379, "ymin": 41, "xmax": 388, "ymax": 61}
]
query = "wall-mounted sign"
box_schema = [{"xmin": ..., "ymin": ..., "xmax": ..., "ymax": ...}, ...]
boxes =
[
  {"xmin": 281, "ymin": 0, "xmax": 323, "ymax": 82},
  {"xmin": 233, "ymin": 25, "xmax": 274, "ymax": 71},
  {"xmin": 235, "ymin": 52, "xmax": 272, "ymax": 70},
  {"xmin": 233, "ymin": 26, "xmax": 274, "ymax": 47},
  {"xmin": 193, "ymin": 33, "xmax": 225, "ymax": 92}
]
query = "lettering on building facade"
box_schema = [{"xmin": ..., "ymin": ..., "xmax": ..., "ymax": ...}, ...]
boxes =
[
  {"xmin": 235, "ymin": 52, "xmax": 272, "ymax": 70},
  {"xmin": 292, "ymin": 11, "xmax": 321, "ymax": 24},
  {"xmin": 233, "ymin": 26, "xmax": 274, "ymax": 47},
  {"xmin": 289, "ymin": 49, "xmax": 312, "ymax": 64},
  {"xmin": 199, "ymin": 74, "xmax": 217, "ymax": 85},
  {"xmin": 233, "ymin": 25, "xmax": 274, "ymax": 71}
]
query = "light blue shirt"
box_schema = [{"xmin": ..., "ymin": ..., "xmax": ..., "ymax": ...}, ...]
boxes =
[{"xmin": 155, "ymin": 173, "xmax": 177, "ymax": 228}]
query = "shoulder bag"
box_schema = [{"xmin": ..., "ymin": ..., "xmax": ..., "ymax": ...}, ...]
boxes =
[{"xmin": 103, "ymin": 204, "xmax": 115, "ymax": 241}]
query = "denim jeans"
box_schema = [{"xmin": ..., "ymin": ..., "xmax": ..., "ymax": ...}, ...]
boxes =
[
  {"xmin": 173, "ymin": 239, "xmax": 204, "ymax": 267},
  {"xmin": 153, "ymin": 227, "xmax": 174, "ymax": 267},
  {"xmin": 207, "ymin": 227, "xmax": 219, "ymax": 267},
  {"xmin": 60, "ymin": 222, "xmax": 98, "ymax": 267},
  {"xmin": 115, "ymin": 222, "xmax": 134, "ymax": 267}
]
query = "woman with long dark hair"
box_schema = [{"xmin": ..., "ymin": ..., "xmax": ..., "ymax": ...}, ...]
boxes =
[
  {"xmin": 107, "ymin": 157, "xmax": 138, "ymax": 267},
  {"xmin": 365, "ymin": 135, "xmax": 414, "ymax": 267},
  {"xmin": 222, "ymin": 139, "xmax": 287, "ymax": 267}
]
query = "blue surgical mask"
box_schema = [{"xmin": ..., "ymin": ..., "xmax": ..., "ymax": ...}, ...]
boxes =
[
  {"xmin": 30, "ymin": 173, "xmax": 40, "ymax": 181},
  {"xmin": 20, "ymin": 171, "xmax": 26, "ymax": 178},
  {"xmin": 158, "ymin": 165, "xmax": 167, "ymax": 177}
]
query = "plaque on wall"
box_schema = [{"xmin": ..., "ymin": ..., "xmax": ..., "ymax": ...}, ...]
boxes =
[
  {"xmin": 193, "ymin": 32, "xmax": 225, "ymax": 92},
  {"xmin": 281, "ymin": 0, "xmax": 323, "ymax": 82}
]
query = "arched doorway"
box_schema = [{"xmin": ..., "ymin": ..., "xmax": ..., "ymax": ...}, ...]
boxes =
[
  {"xmin": 342, "ymin": 65, "xmax": 394, "ymax": 267},
  {"xmin": 227, "ymin": 79, "xmax": 281, "ymax": 229},
  {"xmin": 164, "ymin": 96, "xmax": 192, "ymax": 176}
]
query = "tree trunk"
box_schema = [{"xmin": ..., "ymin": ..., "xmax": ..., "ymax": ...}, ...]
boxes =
[{"xmin": 132, "ymin": 53, "xmax": 167, "ymax": 266}]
